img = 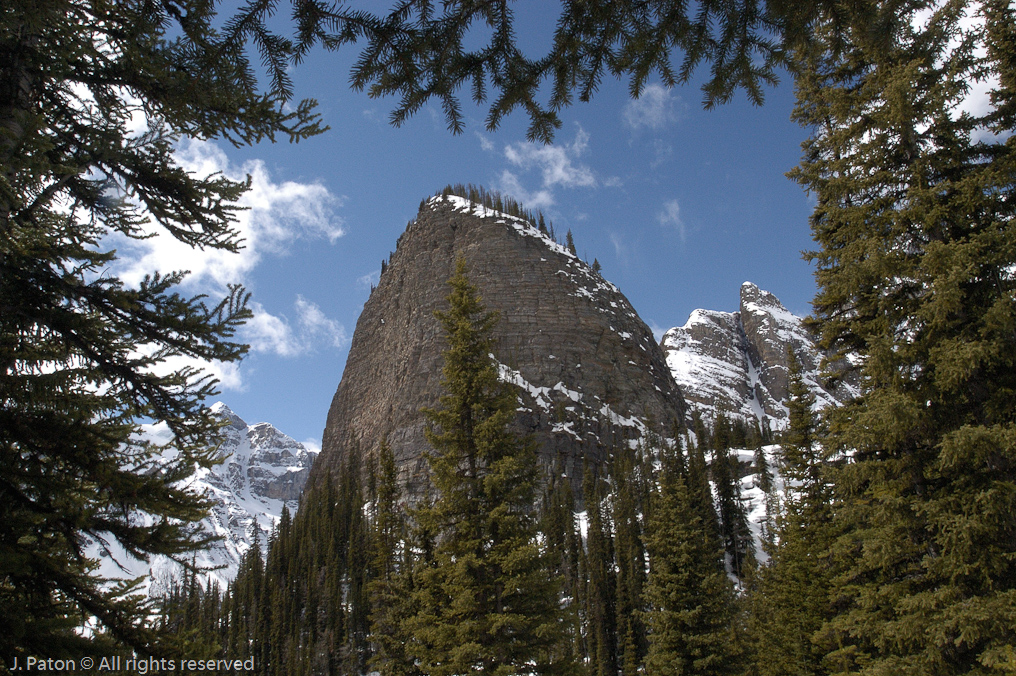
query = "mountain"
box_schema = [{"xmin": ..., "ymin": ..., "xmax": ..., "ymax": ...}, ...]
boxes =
[
  {"xmin": 315, "ymin": 193, "xmax": 687, "ymax": 501},
  {"xmin": 661, "ymin": 282, "xmax": 858, "ymax": 431},
  {"xmin": 87, "ymin": 403, "xmax": 316, "ymax": 596}
]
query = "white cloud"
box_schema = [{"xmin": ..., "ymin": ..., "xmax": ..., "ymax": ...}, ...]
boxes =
[
  {"xmin": 610, "ymin": 232, "xmax": 630, "ymax": 265},
  {"xmin": 112, "ymin": 138, "xmax": 344, "ymax": 292},
  {"xmin": 107, "ymin": 138, "xmax": 347, "ymax": 388},
  {"xmin": 498, "ymin": 170, "xmax": 555, "ymax": 210},
  {"xmin": 357, "ymin": 269, "xmax": 381, "ymax": 290},
  {"xmin": 658, "ymin": 199, "xmax": 686, "ymax": 241},
  {"xmin": 475, "ymin": 132, "xmax": 495, "ymax": 152},
  {"xmin": 295, "ymin": 295, "xmax": 347, "ymax": 349},
  {"xmin": 498, "ymin": 127, "xmax": 596, "ymax": 209},
  {"xmin": 243, "ymin": 297, "xmax": 347, "ymax": 358},
  {"xmin": 245, "ymin": 305, "xmax": 303, "ymax": 357},
  {"xmin": 648, "ymin": 320, "xmax": 668, "ymax": 344},
  {"xmin": 504, "ymin": 127, "xmax": 596, "ymax": 189},
  {"xmin": 623, "ymin": 84, "xmax": 677, "ymax": 131}
]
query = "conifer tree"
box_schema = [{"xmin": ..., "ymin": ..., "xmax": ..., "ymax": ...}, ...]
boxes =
[
  {"xmin": 752, "ymin": 444, "xmax": 778, "ymax": 553},
  {"xmin": 398, "ymin": 257, "xmax": 569, "ymax": 675},
  {"xmin": 611, "ymin": 444, "xmax": 649, "ymax": 676},
  {"xmin": 540, "ymin": 468, "xmax": 584, "ymax": 665},
  {"xmin": 566, "ymin": 230, "xmax": 577, "ymax": 255},
  {"xmin": 645, "ymin": 439, "xmax": 737, "ymax": 676},
  {"xmin": 711, "ymin": 414, "xmax": 755, "ymax": 580},
  {"xmin": 368, "ymin": 441, "xmax": 415, "ymax": 676},
  {"xmin": 0, "ymin": 0, "xmax": 322, "ymax": 656},
  {"xmin": 749, "ymin": 352, "xmax": 835, "ymax": 676},
  {"xmin": 790, "ymin": 3, "xmax": 1016, "ymax": 669},
  {"xmin": 582, "ymin": 467, "xmax": 618, "ymax": 676}
]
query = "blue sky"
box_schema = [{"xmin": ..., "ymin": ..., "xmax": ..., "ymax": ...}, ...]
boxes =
[{"xmin": 118, "ymin": 9, "xmax": 822, "ymax": 450}]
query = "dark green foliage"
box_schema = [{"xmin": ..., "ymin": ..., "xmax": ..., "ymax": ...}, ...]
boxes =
[
  {"xmin": 541, "ymin": 468, "xmax": 585, "ymax": 666},
  {"xmin": 611, "ymin": 444, "xmax": 651, "ymax": 676},
  {"xmin": 581, "ymin": 467, "xmax": 618, "ymax": 676},
  {"xmin": 789, "ymin": 1, "xmax": 1016, "ymax": 671},
  {"xmin": 566, "ymin": 230, "xmax": 577, "ymax": 255},
  {"xmin": 229, "ymin": 0, "xmax": 873, "ymax": 142},
  {"xmin": 645, "ymin": 438, "xmax": 737, "ymax": 676},
  {"xmin": 748, "ymin": 354, "xmax": 836, "ymax": 676},
  {"xmin": 367, "ymin": 441, "xmax": 413, "ymax": 676},
  {"xmin": 711, "ymin": 414, "xmax": 756, "ymax": 580},
  {"xmin": 592, "ymin": 258, "xmax": 602, "ymax": 274},
  {"xmin": 752, "ymin": 444, "xmax": 778, "ymax": 553},
  {"xmin": 0, "ymin": 0, "xmax": 322, "ymax": 657},
  {"xmin": 394, "ymin": 257, "xmax": 570, "ymax": 675}
]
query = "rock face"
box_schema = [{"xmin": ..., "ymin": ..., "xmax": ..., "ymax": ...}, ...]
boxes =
[
  {"xmin": 315, "ymin": 195, "xmax": 686, "ymax": 500},
  {"xmin": 87, "ymin": 403, "xmax": 316, "ymax": 596},
  {"xmin": 661, "ymin": 282, "xmax": 858, "ymax": 428}
]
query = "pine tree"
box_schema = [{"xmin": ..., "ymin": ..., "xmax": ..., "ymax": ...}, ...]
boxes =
[
  {"xmin": 611, "ymin": 442, "xmax": 649, "ymax": 676},
  {"xmin": 749, "ymin": 352, "xmax": 835, "ymax": 676},
  {"xmin": 582, "ymin": 467, "xmax": 618, "ymax": 676},
  {"xmin": 0, "ymin": 0, "xmax": 322, "ymax": 657},
  {"xmin": 368, "ymin": 441, "xmax": 416, "ymax": 676},
  {"xmin": 566, "ymin": 230, "xmax": 577, "ymax": 255},
  {"xmin": 398, "ymin": 257, "xmax": 570, "ymax": 675},
  {"xmin": 711, "ymin": 413, "xmax": 755, "ymax": 580},
  {"xmin": 790, "ymin": 1, "xmax": 1016, "ymax": 671},
  {"xmin": 645, "ymin": 438, "xmax": 737, "ymax": 676},
  {"xmin": 752, "ymin": 444, "xmax": 777, "ymax": 553},
  {"xmin": 540, "ymin": 468, "xmax": 583, "ymax": 666}
]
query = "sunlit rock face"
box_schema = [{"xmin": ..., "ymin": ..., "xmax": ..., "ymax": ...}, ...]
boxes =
[
  {"xmin": 661, "ymin": 282, "xmax": 859, "ymax": 430},
  {"xmin": 314, "ymin": 195, "xmax": 687, "ymax": 502},
  {"xmin": 86, "ymin": 403, "xmax": 316, "ymax": 596}
]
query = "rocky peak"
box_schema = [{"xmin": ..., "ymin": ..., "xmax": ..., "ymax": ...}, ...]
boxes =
[
  {"xmin": 662, "ymin": 282, "xmax": 858, "ymax": 429},
  {"xmin": 87, "ymin": 404, "xmax": 316, "ymax": 596},
  {"xmin": 210, "ymin": 401, "xmax": 247, "ymax": 430},
  {"xmin": 314, "ymin": 193, "xmax": 687, "ymax": 501}
]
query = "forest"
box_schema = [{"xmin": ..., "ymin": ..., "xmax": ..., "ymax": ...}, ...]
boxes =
[{"xmin": 2, "ymin": 0, "xmax": 1014, "ymax": 674}]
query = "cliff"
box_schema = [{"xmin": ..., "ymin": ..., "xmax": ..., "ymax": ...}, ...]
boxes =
[
  {"xmin": 661, "ymin": 282, "xmax": 859, "ymax": 429},
  {"xmin": 314, "ymin": 194, "xmax": 687, "ymax": 500}
]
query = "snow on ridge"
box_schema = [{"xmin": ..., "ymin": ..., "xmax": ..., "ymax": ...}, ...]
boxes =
[
  {"xmin": 662, "ymin": 283, "xmax": 854, "ymax": 430},
  {"xmin": 87, "ymin": 404, "xmax": 316, "ymax": 597},
  {"xmin": 496, "ymin": 359, "xmax": 651, "ymax": 441},
  {"xmin": 435, "ymin": 194, "xmax": 630, "ymax": 318}
]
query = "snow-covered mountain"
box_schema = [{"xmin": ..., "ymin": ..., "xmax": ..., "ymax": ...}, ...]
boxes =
[
  {"xmin": 661, "ymin": 282, "xmax": 859, "ymax": 431},
  {"xmin": 87, "ymin": 403, "xmax": 316, "ymax": 596}
]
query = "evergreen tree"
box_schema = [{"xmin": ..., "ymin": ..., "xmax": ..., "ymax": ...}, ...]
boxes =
[
  {"xmin": 368, "ymin": 441, "xmax": 415, "ymax": 676},
  {"xmin": 790, "ymin": 1, "xmax": 1016, "ymax": 671},
  {"xmin": 398, "ymin": 257, "xmax": 569, "ymax": 675},
  {"xmin": 711, "ymin": 413, "xmax": 755, "ymax": 580},
  {"xmin": 645, "ymin": 438, "xmax": 737, "ymax": 676},
  {"xmin": 540, "ymin": 468, "xmax": 584, "ymax": 666},
  {"xmin": 229, "ymin": 0, "xmax": 885, "ymax": 143},
  {"xmin": 749, "ymin": 352, "xmax": 835, "ymax": 676},
  {"xmin": 0, "ymin": 0, "xmax": 323, "ymax": 657},
  {"xmin": 609, "ymin": 441, "xmax": 650, "ymax": 676},
  {"xmin": 752, "ymin": 444, "xmax": 778, "ymax": 553},
  {"xmin": 566, "ymin": 230, "xmax": 577, "ymax": 255},
  {"xmin": 582, "ymin": 467, "xmax": 618, "ymax": 676}
]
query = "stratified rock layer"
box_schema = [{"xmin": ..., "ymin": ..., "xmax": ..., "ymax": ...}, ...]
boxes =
[{"xmin": 315, "ymin": 195, "xmax": 686, "ymax": 500}]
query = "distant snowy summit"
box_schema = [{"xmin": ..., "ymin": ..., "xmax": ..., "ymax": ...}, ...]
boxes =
[
  {"xmin": 661, "ymin": 282, "xmax": 858, "ymax": 430},
  {"xmin": 87, "ymin": 403, "xmax": 316, "ymax": 596}
]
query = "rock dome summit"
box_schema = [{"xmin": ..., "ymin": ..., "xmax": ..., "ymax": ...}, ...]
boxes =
[{"xmin": 313, "ymin": 192, "xmax": 687, "ymax": 500}]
